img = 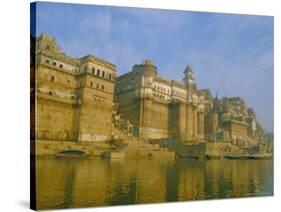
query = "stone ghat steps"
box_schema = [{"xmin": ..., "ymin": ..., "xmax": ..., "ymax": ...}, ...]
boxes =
[
  {"xmin": 112, "ymin": 127, "xmax": 133, "ymax": 140},
  {"xmin": 205, "ymin": 142, "xmax": 245, "ymax": 158},
  {"xmin": 112, "ymin": 127, "xmax": 175, "ymax": 159},
  {"xmin": 124, "ymin": 139, "xmax": 174, "ymax": 158},
  {"xmin": 124, "ymin": 141, "xmax": 175, "ymax": 159},
  {"xmin": 112, "ymin": 127, "xmax": 155, "ymax": 149},
  {"xmin": 34, "ymin": 140, "xmax": 96, "ymax": 156},
  {"xmin": 34, "ymin": 127, "xmax": 175, "ymax": 159}
]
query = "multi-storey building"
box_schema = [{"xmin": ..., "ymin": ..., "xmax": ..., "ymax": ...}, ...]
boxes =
[
  {"xmin": 34, "ymin": 33, "xmax": 266, "ymax": 145},
  {"xmin": 197, "ymin": 89, "xmax": 214, "ymax": 113},
  {"xmin": 227, "ymin": 97, "xmax": 249, "ymax": 121},
  {"xmin": 35, "ymin": 33, "xmax": 116, "ymax": 142},
  {"xmin": 115, "ymin": 60, "xmax": 205, "ymax": 143},
  {"xmin": 247, "ymin": 107, "xmax": 257, "ymax": 137},
  {"xmin": 204, "ymin": 95, "xmax": 263, "ymax": 145}
]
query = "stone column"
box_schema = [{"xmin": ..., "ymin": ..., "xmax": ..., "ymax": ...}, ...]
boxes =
[
  {"xmin": 178, "ymin": 103, "xmax": 187, "ymax": 142},
  {"xmin": 193, "ymin": 106, "xmax": 198, "ymax": 140},
  {"xmin": 212, "ymin": 112, "xmax": 218, "ymax": 134},
  {"xmin": 139, "ymin": 99, "xmax": 144, "ymax": 137},
  {"xmin": 186, "ymin": 103, "xmax": 193, "ymax": 141},
  {"xmin": 198, "ymin": 112, "xmax": 204, "ymax": 140}
]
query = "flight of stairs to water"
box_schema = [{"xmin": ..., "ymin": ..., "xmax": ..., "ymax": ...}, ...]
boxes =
[{"xmin": 112, "ymin": 127, "xmax": 173, "ymax": 158}]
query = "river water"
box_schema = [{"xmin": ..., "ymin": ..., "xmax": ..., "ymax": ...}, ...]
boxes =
[{"xmin": 36, "ymin": 158, "xmax": 273, "ymax": 209}]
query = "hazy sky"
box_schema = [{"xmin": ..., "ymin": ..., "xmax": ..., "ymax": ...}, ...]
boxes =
[{"xmin": 34, "ymin": 2, "xmax": 274, "ymax": 132}]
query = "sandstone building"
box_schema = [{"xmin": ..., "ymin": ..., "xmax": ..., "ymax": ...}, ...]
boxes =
[
  {"xmin": 34, "ymin": 33, "xmax": 267, "ymax": 145},
  {"xmin": 115, "ymin": 60, "xmax": 205, "ymax": 143},
  {"xmin": 35, "ymin": 34, "xmax": 116, "ymax": 142},
  {"xmin": 203, "ymin": 95, "xmax": 264, "ymax": 147},
  {"xmin": 116, "ymin": 60, "xmax": 266, "ymax": 146}
]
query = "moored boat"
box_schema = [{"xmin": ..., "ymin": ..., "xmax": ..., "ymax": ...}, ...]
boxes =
[
  {"xmin": 224, "ymin": 155, "xmax": 248, "ymax": 159},
  {"xmin": 56, "ymin": 150, "xmax": 90, "ymax": 158},
  {"xmin": 247, "ymin": 153, "xmax": 273, "ymax": 159},
  {"xmin": 225, "ymin": 153, "xmax": 273, "ymax": 160}
]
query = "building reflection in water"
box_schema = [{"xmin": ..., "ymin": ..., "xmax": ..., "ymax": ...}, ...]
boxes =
[{"xmin": 36, "ymin": 158, "xmax": 273, "ymax": 210}]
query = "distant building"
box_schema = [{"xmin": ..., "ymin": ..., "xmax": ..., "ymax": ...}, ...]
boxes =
[
  {"xmin": 205, "ymin": 95, "xmax": 264, "ymax": 147},
  {"xmin": 197, "ymin": 89, "xmax": 214, "ymax": 113}
]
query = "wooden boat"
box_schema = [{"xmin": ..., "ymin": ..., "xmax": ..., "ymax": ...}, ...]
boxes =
[
  {"xmin": 225, "ymin": 155, "xmax": 248, "ymax": 159},
  {"xmin": 247, "ymin": 153, "xmax": 273, "ymax": 159},
  {"xmin": 225, "ymin": 153, "xmax": 272, "ymax": 160},
  {"xmin": 56, "ymin": 150, "xmax": 90, "ymax": 158}
]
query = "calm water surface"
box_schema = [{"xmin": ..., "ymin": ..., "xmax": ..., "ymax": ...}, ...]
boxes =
[{"xmin": 36, "ymin": 158, "xmax": 273, "ymax": 209}]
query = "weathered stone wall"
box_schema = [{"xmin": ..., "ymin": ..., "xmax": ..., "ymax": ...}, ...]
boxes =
[
  {"xmin": 116, "ymin": 89, "xmax": 140, "ymax": 134},
  {"xmin": 223, "ymin": 120, "xmax": 248, "ymax": 140},
  {"xmin": 204, "ymin": 114, "xmax": 212, "ymax": 138},
  {"xmin": 140, "ymin": 98, "xmax": 169, "ymax": 139},
  {"xmin": 204, "ymin": 112, "xmax": 218, "ymax": 139},
  {"xmin": 36, "ymin": 67, "xmax": 115, "ymax": 142},
  {"xmin": 115, "ymin": 71, "xmax": 142, "ymax": 137},
  {"xmin": 212, "ymin": 113, "xmax": 219, "ymax": 133},
  {"xmin": 186, "ymin": 104, "xmax": 194, "ymax": 141},
  {"xmin": 168, "ymin": 103, "xmax": 202, "ymax": 143},
  {"xmin": 76, "ymin": 72, "xmax": 114, "ymax": 142},
  {"xmin": 172, "ymin": 142, "xmax": 206, "ymax": 158},
  {"xmin": 193, "ymin": 107, "xmax": 198, "ymax": 140},
  {"xmin": 37, "ymin": 98, "xmax": 76, "ymax": 140},
  {"xmin": 36, "ymin": 64, "xmax": 78, "ymax": 141},
  {"xmin": 168, "ymin": 103, "xmax": 181, "ymax": 140},
  {"xmin": 198, "ymin": 112, "xmax": 205, "ymax": 139},
  {"xmin": 231, "ymin": 122, "xmax": 248, "ymax": 139},
  {"xmin": 36, "ymin": 65, "xmax": 77, "ymax": 99},
  {"xmin": 206, "ymin": 142, "xmax": 244, "ymax": 157}
]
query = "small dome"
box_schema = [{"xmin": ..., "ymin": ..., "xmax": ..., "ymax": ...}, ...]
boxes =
[
  {"xmin": 143, "ymin": 60, "xmax": 155, "ymax": 66},
  {"xmin": 132, "ymin": 60, "xmax": 158, "ymax": 77}
]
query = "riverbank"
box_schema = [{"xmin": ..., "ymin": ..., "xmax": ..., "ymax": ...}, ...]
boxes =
[
  {"xmin": 32, "ymin": 139, "xmax": 272, "ymax": 160},
  {"xmin": 32, "ymin": 139, "xmax": 175, "ymax": 160}
]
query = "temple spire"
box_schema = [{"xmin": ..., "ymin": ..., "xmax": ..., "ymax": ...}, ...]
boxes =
[
  {"xmin": 183, "ymin": 65, "xmax": 197, "ymax": 102},
  {"xmin": 183, "ymin": 65, "xmax": 194, "ymax": 89}
]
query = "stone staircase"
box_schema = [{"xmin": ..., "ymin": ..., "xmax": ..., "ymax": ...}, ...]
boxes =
[
  {"xmin": 111, "ymin": 125, "xmax": 175, "ymax": 159},
  {"xmin": 110, "ymin": 108, "xmax": 175, "ymax": 159},
  {"xmin": 112, "ymin": 127, "xmax": 133, "ymax": 141},
  {"xmin": 171, "ymin": 142, "xmax": 206, "ymax": 158}
]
